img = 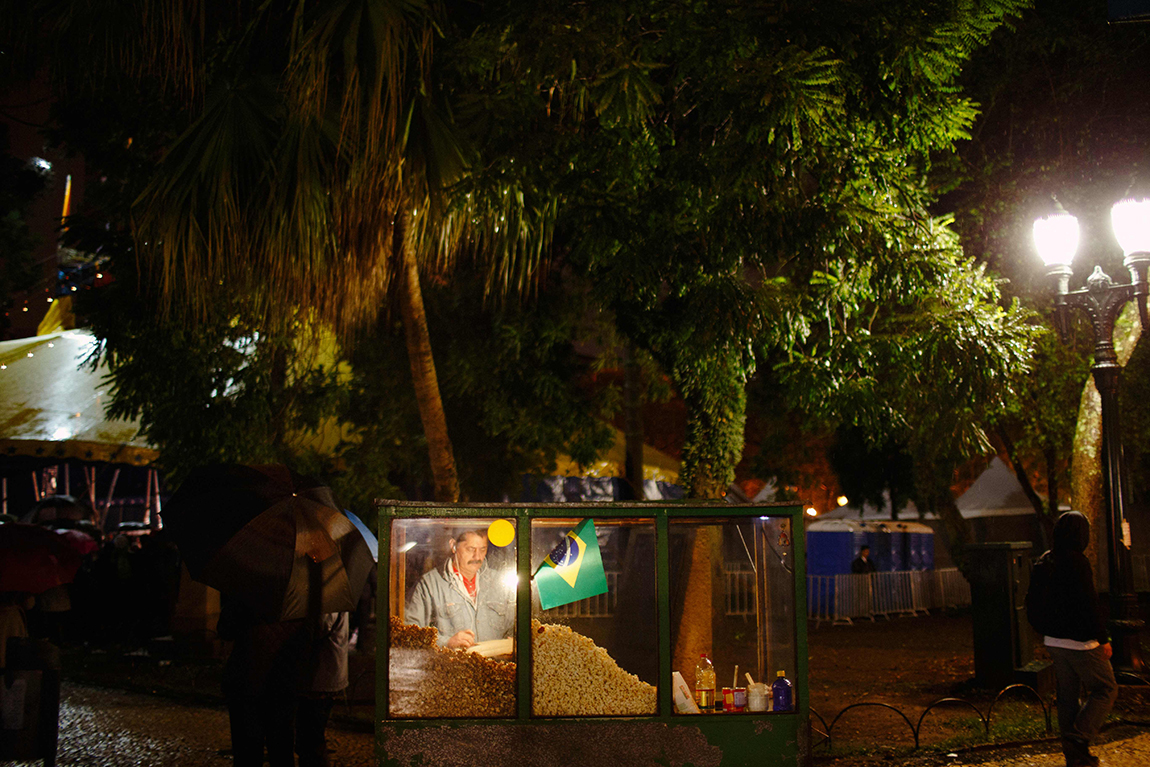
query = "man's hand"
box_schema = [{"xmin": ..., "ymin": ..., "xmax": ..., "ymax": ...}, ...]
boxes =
[
  {"xmin": 1102, "ymin": 642, "xmax": 1113, "ymax": 660},
  {"xmin": 446, "ymin": 629, "xmax": 476, "ymax": 649}
]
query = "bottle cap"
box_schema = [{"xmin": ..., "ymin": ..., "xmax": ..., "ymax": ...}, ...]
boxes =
[
  {"xmin": 700, "ymin": 653, "xmax": 708, "ymax": 658},
  {"xmin": 776, "ymin": 670, "xmax": 786, "ymax": 677}
]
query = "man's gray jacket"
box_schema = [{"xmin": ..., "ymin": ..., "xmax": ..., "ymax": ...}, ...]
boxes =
[{"xmin": 405, "ymin": 559, "xmax": 515, "ymax": 646}]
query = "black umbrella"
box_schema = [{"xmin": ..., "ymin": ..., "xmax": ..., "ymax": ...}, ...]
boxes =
[{"xmin": 164, "ymin": 464, "xmax": 373, "ymax": 621}]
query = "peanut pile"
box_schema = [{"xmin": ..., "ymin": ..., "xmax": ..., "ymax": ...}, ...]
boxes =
[{"xmin": 388, "ymin": 617, "xmax": 516, "ymax": 718}]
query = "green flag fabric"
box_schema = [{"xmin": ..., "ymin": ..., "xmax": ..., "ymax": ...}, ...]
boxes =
[{"xmin": 533, "ymin": 518, "xmax": 609, "ymax": 610}]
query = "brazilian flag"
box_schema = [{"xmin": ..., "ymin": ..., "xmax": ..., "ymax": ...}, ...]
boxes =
[{"xmin": 533, "ymin": 519, "xmax": 609, "ymax": 610}]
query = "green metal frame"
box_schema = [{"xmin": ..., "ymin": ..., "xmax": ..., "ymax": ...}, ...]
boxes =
[{"xmin": 376, "ymin": 501, "xmax": 810, "ymax": 767}]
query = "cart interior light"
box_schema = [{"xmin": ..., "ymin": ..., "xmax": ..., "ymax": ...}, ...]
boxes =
[
  {"xmin": 397, "ymin": 541, "xmax": 418, "ymax": 554},
  {"xmin": 1111, "ymin": 198, "xmax": 1150, "ymax": 255},
  {"xmin": 1033, "ymin": 213, "xmax": 1079, "ymax": 267},
  {"xmin": 502, "ymin": 571, "xmax": 520, "ymax": 589}
]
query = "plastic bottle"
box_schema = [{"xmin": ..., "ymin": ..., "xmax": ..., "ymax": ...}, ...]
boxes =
[
  {"xmin": 771, "ymin": 670, "xmax": 793, "ymax": 712},
  {"xmin": 694, "ymin": 653, "xmax": 716, "ymax": 711}
]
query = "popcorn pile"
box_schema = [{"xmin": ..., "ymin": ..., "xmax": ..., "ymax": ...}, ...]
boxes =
[
  {"xmin": 387, "ymin": 617, "xmax": 656, "ymax": 718},
  {"xmin": 531, "ymin": 619, "xmax": 656, "ymax": 716}
]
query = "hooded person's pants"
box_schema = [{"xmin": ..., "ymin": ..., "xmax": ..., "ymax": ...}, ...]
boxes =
[{"xmin": 1046, "ymin": 644, "xmax": 1117, "ymax": 757}]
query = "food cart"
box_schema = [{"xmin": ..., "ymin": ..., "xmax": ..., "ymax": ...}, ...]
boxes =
[{"xmin": 377, "ymin": 501, "xmax": 809, "ymax": 767}]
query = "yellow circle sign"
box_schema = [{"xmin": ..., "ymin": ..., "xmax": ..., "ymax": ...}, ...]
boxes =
[{"xmin": 487, "ymin": 518, "xmax": 515, "ymax": 547}]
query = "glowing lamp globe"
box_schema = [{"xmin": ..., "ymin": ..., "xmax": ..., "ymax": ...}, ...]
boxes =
[
  {"xmin": 1111, "ymin": 198, "xmax": 1150, "ymax": 257},
  {"xmin": 1033, "ymin": 213, "xmax": 1079, "ymax": 267}
]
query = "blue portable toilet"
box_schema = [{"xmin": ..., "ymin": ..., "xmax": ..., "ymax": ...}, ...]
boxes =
[
  {"xmin": 807, "ymin": 519, "xmax": 888, "ymax": 574},
  {"xmin": 897, "ymin": 521, "xmax": 934, "ymax": 570},
  {"xmin": 863, "ymin": 524, "xmax": 894, "ymax": 571}
]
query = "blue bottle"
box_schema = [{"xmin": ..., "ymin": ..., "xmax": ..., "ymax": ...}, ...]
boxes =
[{"xmin": 771, "ymin": 670, "xmax": 793, "ymax": 712}]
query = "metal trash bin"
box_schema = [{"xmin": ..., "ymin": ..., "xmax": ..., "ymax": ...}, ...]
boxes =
[
  {"xmin": 1, "ymin": 637, "xmax": 61, "ymax": 767},
  {"xmin": 965, "ymin": 542, "xmax": 1046, "ymax": 691}
]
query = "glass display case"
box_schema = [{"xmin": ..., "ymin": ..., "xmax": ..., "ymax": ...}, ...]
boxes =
[{"xmin": 378, "ymin": 502, "xmax": 808, "ymax": 767}]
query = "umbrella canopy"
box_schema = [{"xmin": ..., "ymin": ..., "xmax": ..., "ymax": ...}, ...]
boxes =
[
  {"xmin": 343, "ymin": 509, "xmax": 378, "ymax": 562},
  {"xmin": 22, "ymin": 494, "xmax": 96, "ymax": 525},
  {"xmin": 164, "ymin": 464, "xmax": 373, "ymax": 621},
  {"xmin": 55, "ymin": 527, "xmax": 100, "ymax": 557},
  {"xmin": 0, "ymin": 522, "xmax": 83, "ymax": 594}
]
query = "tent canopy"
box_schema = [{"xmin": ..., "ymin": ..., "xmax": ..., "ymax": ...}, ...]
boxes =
[
  {"xmin": 0, "ymin": 330, "xmax": 156, "ymax": 465},
  {"xmin": 954, "ymin": 457, "xmax": 1043, "ymax": 518},
  {"xmin": 821, "ymin": 457, "xmax": 1048, "ymax": 522}
]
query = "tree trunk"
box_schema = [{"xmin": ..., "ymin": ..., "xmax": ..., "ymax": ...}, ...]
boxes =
[
  {"xmin": 926, "ymin": 489, "xmax": 973, "ymax": 577},
  {"xmin": 997, "ymin": 427, "xmax": 1045, "ymax": 517},
  {"xmin": 268, "ymin": 340, "xmax": 288, "ymax": 452},
  {"xmin": 396, "ymin": 209, "xmax": 460, "ymax": 502},
  {"xmin": 1071, "ymin": 301, "xmax": 1141, "ymax": 589},
  {"xmin": 996, "ymin": 426, "xmax": 1053, "ymax": 550},
  {"xmin": 678, "ymin": 354, "xmax": 747, "ymax": 500},
  {"xmin": 623, "ymin": 345, "xmax": 646, "ymax": 500},
  {"xmin": 673, "ymin": 528, "xmax": 722, "ymax": 695}
]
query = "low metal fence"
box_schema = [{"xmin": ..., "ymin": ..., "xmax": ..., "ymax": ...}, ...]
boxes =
[
  {"xmin": 807, "ymin": 568, "xmax": 971, "ymax": 626},
  {"xmin": 811, "ymin": 683, "xmax": 1052, "ymax": 752}
]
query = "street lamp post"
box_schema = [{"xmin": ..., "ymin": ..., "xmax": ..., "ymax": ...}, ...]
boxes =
[{"xmin": 1033, "ymin": 199, "xmax": 1150, "ymax": 677}]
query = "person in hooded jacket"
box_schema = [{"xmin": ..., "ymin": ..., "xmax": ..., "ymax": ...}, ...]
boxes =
[{"xmin": 1028, "ymin": 511, "xmax": 1117, "ymax": 767}]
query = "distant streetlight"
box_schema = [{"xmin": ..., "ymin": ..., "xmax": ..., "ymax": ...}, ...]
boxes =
[{"xmin": 1033, "ymin": 198, "xmax": 1150, "ymax": 676}]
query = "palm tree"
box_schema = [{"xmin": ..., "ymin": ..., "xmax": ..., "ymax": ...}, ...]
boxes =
[{"xmin": 13, "ymin": 0, "xmax": 559, "ymax": 501}]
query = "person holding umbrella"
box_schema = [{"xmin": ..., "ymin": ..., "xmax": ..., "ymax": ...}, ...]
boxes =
[
  {"xmin": 0, "ymin": 522, "xmax": 84, "ymax": 664},
  {"xmin": 165, "ymin": 465, "xmax": 373, "ymax": 767},
  {"xmin": 0, "ymin": 591, "xmax": 32, "ymax": 670}
]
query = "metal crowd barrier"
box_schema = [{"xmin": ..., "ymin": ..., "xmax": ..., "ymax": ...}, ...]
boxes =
[
  {"xmin": 542, "ymin": 567, "xmax": 972, "ymax": 623},
  {"xmin": 1134, "ymin": 554, "xmax": 1149, "ymax": 593},
  {"xmin": 545, "ymin": 570, "xmax": 619, "ymax": 618},
  {"xmin": 806, "ymin": 568, "xmax": 971, "ymax": 626}
]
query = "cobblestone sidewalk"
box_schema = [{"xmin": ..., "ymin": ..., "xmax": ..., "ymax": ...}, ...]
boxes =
[
  {"xmin": 4, "ymin": 682, "xmax": 375, "ymax": 766},
  {"xmin": 944, "ymin": 729, "xmax": 1150, "ymax": 767}
]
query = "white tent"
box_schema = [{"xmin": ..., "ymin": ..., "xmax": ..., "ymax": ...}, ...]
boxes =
[
  {"xmin": 0, "ymin": 330, "xmax": 156, "ymax": 465},
  {"xmin": 955, "ymin": 456, "xmax": 1043, "ymax": 518},
  {"xmin": 818, "ymin": 457, "xmax": 1045, "ymax": 522}
]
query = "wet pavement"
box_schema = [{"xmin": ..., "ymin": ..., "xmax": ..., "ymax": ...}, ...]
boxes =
[
  {"xmin": 6, "ymin": 682, "xmax": 375, "ymax": 766},
  {"xmin": 4, "ymin": 680, "xmax": 1148, "ymax": 766},
  {"xmin": 944, "ymin": 729, "xmax": 1150, "ymax": 767}
]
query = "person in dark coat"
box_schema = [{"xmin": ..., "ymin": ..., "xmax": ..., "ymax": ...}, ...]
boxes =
[
  {"xmin": 218, "ymin": 596, "xmax": 317, "ymax": 767},
  {"xmin": 850, "ymin": 545, "xmax": 877, "ymax": 574},
  {"xmin": 296, "ymin": 612, "xmax": 349, "ymax": 767},
  {"xmin": 1029, "ymin": 511, "xmax": 1117, "ymax": 767}
]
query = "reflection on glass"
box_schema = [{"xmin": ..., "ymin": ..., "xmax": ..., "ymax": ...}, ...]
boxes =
[
  {"xmin": 389, "ymin": 518, "xmax": 517, "ymax": 718},
  {"xmin": 668, "ymin": 516, "xmax": 795, "ymax": 714},
  {"xmin": 530, "ymin": 517, "xmax": 657, "ymax": 717}
]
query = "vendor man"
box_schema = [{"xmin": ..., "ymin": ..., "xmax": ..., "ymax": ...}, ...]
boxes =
[{"xmin": 405, "ymin": 529, "xmax": 515, "ymax": 649}]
